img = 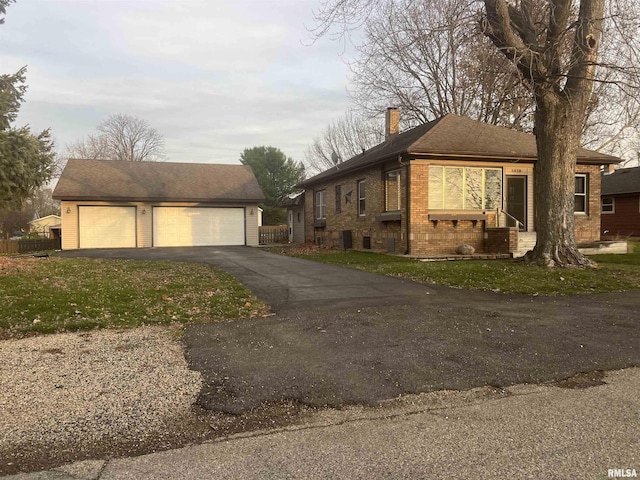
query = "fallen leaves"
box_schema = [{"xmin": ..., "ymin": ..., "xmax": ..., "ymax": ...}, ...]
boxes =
[{"xmin": 0, "ymin": 257, "xmax": 39, "ymax": 275}]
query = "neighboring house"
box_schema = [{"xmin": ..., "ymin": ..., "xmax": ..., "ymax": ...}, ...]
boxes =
[
  {"xmin": 29, "ymin": 215, "xmax": 61, "ymax": 239},
  {"xmin": 52, "ymin": 159, "xmax": 265, "ymax": 250},
  {"xmin": 601, "ymin": 166, "xmax": 640, "ymax": 238},
  {"xmin": 297, "ymin": 109, "xmax": 621, "ymax": 256},
  {"xmin": 282, "ymin": 192, "xmax": 305, "ymax": 244}
]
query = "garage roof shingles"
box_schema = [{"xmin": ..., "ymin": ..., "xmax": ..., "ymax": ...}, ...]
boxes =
[{"xmin": 53, "ymin": 159, "xmax": 265, "ymax": 203}]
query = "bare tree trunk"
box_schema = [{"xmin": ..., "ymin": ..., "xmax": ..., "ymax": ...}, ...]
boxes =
[
  {"xmin": 523, "ymin": 93, "xmax": 594, "ymax": 267},
  {"xmin": 481, "ymin": 0, "xmax": 606, "ymax": 268}
]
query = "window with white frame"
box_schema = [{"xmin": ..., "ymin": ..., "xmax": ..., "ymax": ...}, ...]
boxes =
[
  {"xmin": 358, "ymin": 180, "xmax": 366, "ymax": 216},
  {"xmin": 385, "ymin": 170, "xmax": 401, "ymax": 211},
  {"xmin": 574, "ymin": 174, "xmax": 588, "ymax": 213},
  {"xmin": 428, "ymin": 166, "xmax": 502, "ymax": 210},
  {"xmin": 315, "ymin": 190, "xmax": 326, "ymax": 220},
  {"xmin": 601, "ymin": 196, "xmax": 614, "ymax": 214}
]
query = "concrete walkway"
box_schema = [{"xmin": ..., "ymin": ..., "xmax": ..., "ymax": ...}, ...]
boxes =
[{"xmin": 5, "ymin": 367, "xmax": 639, "ymax": 479}]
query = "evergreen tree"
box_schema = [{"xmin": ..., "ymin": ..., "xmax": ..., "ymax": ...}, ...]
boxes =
[{"xmin": 240, "ymin": 146, "xmax": 305, "ymax": 225}]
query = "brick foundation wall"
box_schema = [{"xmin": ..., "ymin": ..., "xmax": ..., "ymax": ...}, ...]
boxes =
[
  {"xmin": 409, "ymin": 220, "xmax": 487, "ymax": 255},
  {"xmin": 486, "ymin": 227, "xmax": 518, "ymax": 254}
]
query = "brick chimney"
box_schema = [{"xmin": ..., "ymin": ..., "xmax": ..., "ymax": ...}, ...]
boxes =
[{"xmin": 385, "ymin": 107, "xmax": 400, "ymax": 139}]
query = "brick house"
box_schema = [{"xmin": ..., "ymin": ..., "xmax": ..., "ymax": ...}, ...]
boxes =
[
  {"xmin": 296, "ymin": 110, "xmax": 621, "ymax": 256},
  {"xmin": 601, "ymin": 166, "xmax": 640, "ymax": 238}
]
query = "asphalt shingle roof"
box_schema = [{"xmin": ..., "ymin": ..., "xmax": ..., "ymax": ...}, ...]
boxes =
[
  {"xmin": 602, "ymin": 166, "xmax": 640, "ymax": 195},
  {"xmin": 53, "ymin": 159, "xmax": 265, "ymax": 202},
  {"xmin": 299, "ymin": 114, "xmax": 621, "ymax": 187}
]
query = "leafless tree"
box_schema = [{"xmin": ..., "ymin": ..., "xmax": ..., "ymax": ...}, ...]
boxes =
[
  {"xmin": 344, "ymin": 0, "xmax": 534, "ymax": 130},
  {"xmin": 66, "ymin": 114, "xmax": 165, "ymax": 162},
  {"xmin": 305, "ymin": 111, "xmax": 384, "ymax": 173},
  {"xmin": 0, "ymin": 203, "xmax": 31, "ymax": 239},
  {"xmin": 65, "ymin": 134, "xmax": 110, "ymax": 161},
  {"xmin": 25, "ymin": 187, "xmax": 59, "ymax": 218},
  {"xmin": 481, "ymin": 0, "xmax": 640, "ymax": 266},
  {"xmin": 581, "ymin": 15, "xmax": 640, "ymax": 164},
  {"xmin": 312, "ymin": 0, "xmax": 640, "ymax": 267}
]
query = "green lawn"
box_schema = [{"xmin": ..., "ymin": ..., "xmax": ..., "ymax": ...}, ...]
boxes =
[
  {"xmin": 0, "ymin": 257, "xmax": 268, "ymax": 338},
  {"xmin": 279, "ymin": 242, "xmax": 640, "ymax": 296}
]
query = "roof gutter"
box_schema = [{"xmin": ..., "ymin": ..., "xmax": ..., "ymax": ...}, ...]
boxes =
[
  {"xmin": 406, "ymin": 152, "xmax": 621, "ymax": 164},
  {"xmin": 297, "ymin": 152, "xmax": 407, "ymax": 188}
]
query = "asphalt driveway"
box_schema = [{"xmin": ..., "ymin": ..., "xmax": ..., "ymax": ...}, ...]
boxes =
[
  {"xmin": 59, "ymin": 247, "xmax": 640, "ymax": 415},
  {"xmin": 57, "ymin": 246, "xmax": 435, "ymax": 312}
]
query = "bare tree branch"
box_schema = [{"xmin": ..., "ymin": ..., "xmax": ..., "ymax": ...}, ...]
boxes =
[
  {"xmin": 66, "ymin": 114, "xmax": 165, "ymax": 162},
  {"xmin": 305, "ymin": 110, "xmax": 383, "ymax": 173}
]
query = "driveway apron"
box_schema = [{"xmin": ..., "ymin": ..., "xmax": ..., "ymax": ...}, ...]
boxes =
[{"xmin": 57, "ymin": 247, "xmax": 640, "ymax": 415}]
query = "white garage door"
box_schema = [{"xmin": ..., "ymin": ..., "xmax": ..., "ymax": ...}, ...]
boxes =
[
  {"xmin": 153, "ymin": 207, "xmax": 245, "ymax": 247},
  {"xmin": 79, "ymin": 206, "xmax": 136, "ymax": 249}
]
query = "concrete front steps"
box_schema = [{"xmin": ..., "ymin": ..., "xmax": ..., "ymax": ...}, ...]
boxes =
[
  {"xmin": 514, "ymin": 232, "xmax": 628, "ymax": 257},
  {"xmin": 513, "ymin": 232, "xmax": 537, "ymax": 258}
]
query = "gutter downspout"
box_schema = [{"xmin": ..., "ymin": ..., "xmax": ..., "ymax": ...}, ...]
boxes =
[{"xmin": 399, "ymin": 155, "xmax": 410, "ymax": 255}]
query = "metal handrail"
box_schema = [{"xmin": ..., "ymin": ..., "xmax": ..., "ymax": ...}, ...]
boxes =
[{"xmin": 496, "ymin": 208, "xmax": 524, "ymax": 229}]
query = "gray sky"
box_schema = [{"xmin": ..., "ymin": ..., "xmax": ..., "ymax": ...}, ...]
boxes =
[{"xmin": 1, "ymin": 0, "xmax": 352, "ymax": 165}]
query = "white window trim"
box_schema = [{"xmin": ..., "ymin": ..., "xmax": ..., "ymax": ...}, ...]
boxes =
[
  {"xmin": 601, "ymin": 196, "xmax": 615, "ymax": 214},
  {"xmin": 575, "ymin": 174, "xmax": 588, "ymax": 215},
  {"xmin": 429, "ymin": 166, "xmax": 503, "ymax": 210},
  {"xmin": 385, "ymin": 169, "xmax": 402, "ymax": 212},
  {"xmin": 358, "ymin": 179, "xmax": 366, "ymax": 216},
  {"xmin": 315, "ymin": 190, "xmax": 326, "ymax": 220}
]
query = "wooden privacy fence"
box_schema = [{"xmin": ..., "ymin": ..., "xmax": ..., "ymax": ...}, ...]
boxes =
[
  {"xmin": 0, "ymin": 238, "xmax": 61, "ymax": 254},
  {"xmin": 259, "ymin": 225, "xmax": 288, "ymax": 245}
]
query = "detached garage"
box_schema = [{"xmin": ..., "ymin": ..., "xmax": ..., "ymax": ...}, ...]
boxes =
[{"xmin": 53, "ymin": 159, "xmax": 265, "ymax": 250}]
